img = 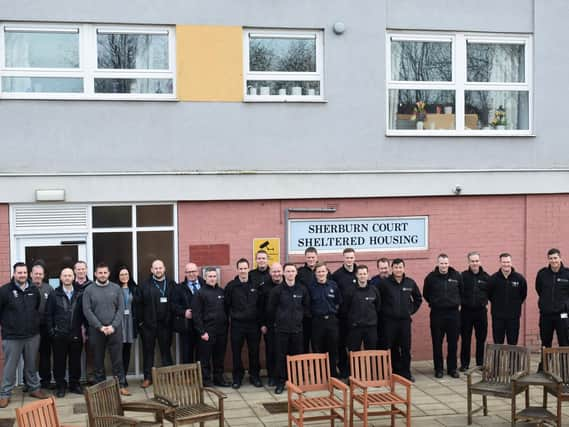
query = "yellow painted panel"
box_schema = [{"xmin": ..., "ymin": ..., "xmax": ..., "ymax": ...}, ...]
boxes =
[{"xmin": 177, "ymin": 25, "xmax": 243, "ymax": 102}]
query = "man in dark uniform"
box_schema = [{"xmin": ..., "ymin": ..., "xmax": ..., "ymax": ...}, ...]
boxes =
[
  {"xmin": 296, "ymin": 247, "xmax": 320, "ymax": 353},
  {"xmin": 249, "ymin": 250, "xmax": 271, "ymax": 287},
  {"xmin": 171, "ymin": 262, "xmax": 204, "ymax": 363},
  {"xmin": 137, "ymin": 259, "xmax": 176, "ymax": 388},
  {"xmin": 332, "ymin": 247, "xmax": 358, "ymax": 378},
  {"xmin": 488, "ymin": 253, "xmax": 527, "ymax": 345},
  {"xmin": 267, "ymin": 263, "xmax": 309, "ymax": 394},
  {"xmin": 344, "ymin": 265, "xmax": 381, "ymax": 351},
  {"xmin": 259, "ymin": 262, "xmax": 283, "ymax": 386},
  {"xmin": 424, "ymin": 253, "xmax": 462, "ymax": 379},
  {"xmin": 309, "ymin": 262, "xmax": 342, "ymax": 376},
  {"xmin": 378, "ymin": 259, "xmax": 422, "ymax": 382},
  {"xmin": 225, "ymin": 258, "xmax": 263, "ymax": 388},
  {"xmin": 459, "ymin": 252, "xmax": 490, "ymax": 371},
  {"xmin": 536, "ymin": 248, "xmax": 569, "ymax": 350},
  {"xmin": 192, "ymin": 268, "xmax": 230, "ymax": 387},
  {"xmin": 370, "ymin": 257, "xmax": 390, "ymax": 348}
]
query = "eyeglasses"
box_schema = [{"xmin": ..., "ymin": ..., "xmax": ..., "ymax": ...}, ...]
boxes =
[{"xmin": 186, "ymin": 271, "xmax": 198, "ymax": 274}]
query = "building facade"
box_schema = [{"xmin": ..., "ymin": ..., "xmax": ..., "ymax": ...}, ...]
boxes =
[{"xmin": 0, "ymin": 0, "xmax": 567, "ymax": 362}]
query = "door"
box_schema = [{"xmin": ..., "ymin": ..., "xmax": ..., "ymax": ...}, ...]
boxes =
[{"xmin": 15, "ymin": 235, "xmax": 87, "ymax": 288}]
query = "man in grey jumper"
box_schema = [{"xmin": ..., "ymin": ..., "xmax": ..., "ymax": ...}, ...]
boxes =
[{"xmin": 82, "ymin": 262, "xmax": 129, "ymax": 395}]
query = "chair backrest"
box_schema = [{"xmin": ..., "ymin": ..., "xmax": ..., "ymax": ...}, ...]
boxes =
[
  {"xmin": 152, "ymin": 362, "xmax": 204, "ymax": 407},
  {"xmin": 84, "ymin": 378, "xmax": 124, "ymax": 427},
  {"xmin": 482, "ymin": 343, "xmax": 530, "ymax": 384},
  {"xmin": 543, "ymin": 346, "xmax": 569, "ymax": 385},
  {"xmin": 287, "ymin": 353, "xmax": 330, "ymax": 392},
  {"xmin": 16, "ymin": 396, "xmax": 61, "ymax": 427},
  {"xmin": 349, "ymin": 350, "xmax": 392, "ymax": 388}
]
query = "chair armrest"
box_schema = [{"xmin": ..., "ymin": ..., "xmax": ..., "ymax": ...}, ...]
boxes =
[
  {"xmin": 151, "ymin": 394, "xmax": 180, "ymax": 408},
  {"xmin": 204, "ymin": 387, "xmax": 227, "ymax": 400},
  {"xmin": 330, "ymin": 377, "xmax": 348, "ymax": 391},
  {"xmin": 122, "ymin": 399, "xmax": 173, "ymax": 414},
  {"xmin": 543, "ymin": 371, "xmax": 563, "ymax": 384},
  {"xmin": 511, "ymin": 371, "xmax": 529, "ymax": 381},
  {"xmin": 349, "ymin": 376, "xmax": 368, "ymax": 391},
  {"xmin": 465, "ymin": 366, "xmax": 484, "ymax": 378},
  {"xmin": 286, "ymin": 381, "xmax": 304, "ymax": 396},
  {"xmin": 61, "ymin": 424, "xmax": 81, "ymax": 427},
  {"xmin": 392, "ymin": 374, "xmax": 412, "ymax": 387}
]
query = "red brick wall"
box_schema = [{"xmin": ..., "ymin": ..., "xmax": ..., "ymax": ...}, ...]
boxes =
[
  {"xmin": 178, "ymin": 195, "xmax": 569, "ymax": 361},
  {"xmin": 0, "ymin": 205, "xmax": 10, "ymax": 283}
]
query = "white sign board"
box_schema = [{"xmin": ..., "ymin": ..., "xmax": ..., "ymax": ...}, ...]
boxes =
[{"xmin": 288, "ymin": 216, "xmax": 428, "ymax": 254}]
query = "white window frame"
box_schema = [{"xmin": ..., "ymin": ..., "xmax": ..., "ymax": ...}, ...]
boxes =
[
  {"xmin": 243, "ymin": 28, "xmax": 325, "ymax": 102},
  {"xmin": 0, "ymin": 22, "xmax": 176, "ymax": 101},
  {"xmin": 386, "ymin": 31, "xmax": 533, "ymax": 136}
]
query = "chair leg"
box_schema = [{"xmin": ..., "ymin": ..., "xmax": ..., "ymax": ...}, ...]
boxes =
[
  {"xmin": 199, "ymin": 423, "xmax": 204, "ymax": 427},
  {"xmin": 544, "ymin": 388, "xmax": 548, "ymax": 408},
  {"xmin": 219, "ymin": 414, "xmax": 223, "ymax": 427},
  {"xmin": 330, "ymin": 408, "xmax": 334, "ymax": 427},
  {"xmin": 525, "ymin": 388, "xmax": 529, "ymax": 408},
  {"xmin": 343, "ymin": 406, "xmax": 348, "ymax": 427},
  {"xmin": 288, "ymin": 402, "xmax": 292, "ymax": 427},
  {"xmin": 406, "ymin": 400, "xmax": 411, "ymax": 427},
  {"xmin": 390, "ymin": 404, "xmax": 395, "ymax": 427},
  {"xmin": 467, "ymin": 390, "xmax": 472, "ymax": 425},
  {"xmin": 557, "ymin": 395, "xmax": 562, "ymax": 427},
  {"xmin": 482, "ymin": 395, "xmax": 488, "ymax": 416}
]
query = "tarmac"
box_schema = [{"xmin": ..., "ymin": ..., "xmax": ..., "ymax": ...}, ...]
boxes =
[{"xmin": 2, "ymin": 355, "xmax": 566, "ymax": 426}]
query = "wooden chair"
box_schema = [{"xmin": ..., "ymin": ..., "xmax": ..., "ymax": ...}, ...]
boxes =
[
  {"xmin": 466, "ymin": 343, "xmax": 530, "ymax": 425},
  {"xmin": 542, "ymin": 346, "xmax": 569, "ymax": 418},
  {"xmin": 151, "ymin": 362, "xmax": 226, "ymax": 427},
  {"xmin": 286, "ymin": 352, "xmax": 349, "ymax": 427},
  {"xmin": 349, "ymin": 350, "xmax": 411, "ymax": 427},
  {"xmin": 84, "ymin": 378, "xmax": 169, "ymax": 426},
  {"xmin": 16, "ymin": 396, "xmax": 78, "ymax": 427}
]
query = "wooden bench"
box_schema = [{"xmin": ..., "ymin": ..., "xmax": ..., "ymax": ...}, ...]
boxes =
[
  {"xmin": 349, "ymin": 350, "xmax": 411, "ymax": 427},
  {"xmin": 16, "ymin": 396, "xmax": 78, "ymax": 427},
  {"xmin": 466, "ymin": 343, "xmax": 530, "ymax": 425},
  {"xmin": 151, "ymin": 362, "xmax": 226, "ymax": 427},
  {"xmin": 542, "ymin": 346, "xmax": 569, "ymax": 421},
  {"xmin": 84, "ymin": 378, "xmax": 169, "ymax": 426},
  {"xmin": 286, "ymin": 352, "xmax": 348, "ymax": 427}
]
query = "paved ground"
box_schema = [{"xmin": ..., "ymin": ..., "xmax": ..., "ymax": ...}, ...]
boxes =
[{"xmin": 2, "ymin": 355, "xmax": 566, "ymax": 426}]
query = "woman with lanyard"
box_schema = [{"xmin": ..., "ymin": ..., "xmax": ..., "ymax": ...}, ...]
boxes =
[{"xmin": 115, "ymin": 265, "xmax": 138, "ymax": 389}]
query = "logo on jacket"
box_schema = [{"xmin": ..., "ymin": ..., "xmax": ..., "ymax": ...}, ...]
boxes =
[
  {"xmin": 293, "ymin": 294, "xmax": 302, "ymax": 299},
  {"xmin": 217, "ymin": 295, "xmax": 224, "ymax": 299},
  {"xmin": 511, "ymin": 281, "xmax": 519, "ymax": 287},
  {"xmin": 364, "ymin": 297, "xmax": 376, "ymax": 301},
  {"xmin": 12, "ymin": 290, "xmax": 18, "ymax": 299},
  {"xmin": 448, "ymin": 279, "xmax": 458, "ymax": 284},
  {"xmin": 558, "ymin": 278, "xmax": 569, "ymax": 283}
]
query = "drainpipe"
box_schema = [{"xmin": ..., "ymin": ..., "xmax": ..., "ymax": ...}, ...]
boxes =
[{"xmin": 284, "ymin": 207, "xmax": 337, "ymax": 262}]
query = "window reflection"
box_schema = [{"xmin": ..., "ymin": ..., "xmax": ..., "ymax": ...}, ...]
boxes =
[
  {"xmin": 467, "ymin": 43, "xmax": 525, "ymax": 83},
  {"xmin": 250, "ymin": 37, "xmax": 316, "ymax": 72},
  {"xmin": 391, "ymin": 40, "xmax": 452, "ymax": 81},
  {"xmin": 97, "ymin": 33, "xmax": 169, "ymax": 70}
]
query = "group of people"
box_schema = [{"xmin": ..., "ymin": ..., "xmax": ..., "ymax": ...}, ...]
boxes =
[{"xmin": 0, "ymin": 246, "xmax": 566, "ymax": 404}]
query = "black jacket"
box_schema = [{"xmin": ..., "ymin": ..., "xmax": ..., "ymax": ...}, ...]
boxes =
[
  {"xmin": 378, "ymin": 275, "xmax": 422, "ymax": 320},
  {"xmin": 308, "ymin": 280, "xmax": 342, "ymax": 317},
  {"xmin": 136, "ymin": 276, "xmax": 177, "ymax": 330},
  {"xmin": 460, "ymin": 267, "xmax": 490, "ymax": 309},
  {"xmin": 258, "ymin": 278, "xmax": 281, "ymax": 327},
  {"xmin": 249, "ymin": 268, "xmax": 271, "ymax": 287},
  {"xmin": 423, "ymin": 267, "xmax": 462, "ymax": 310},
  {"xmin": 344, "ymin": 284, "xmax": 381, "ymax": 327},
  {"xmin": 171, "ymin": 277, "xmax": 205, "ymax": 333},
  {"xmin": 0, "ymin": 280, "xmax": 41, "ymax": 340},
  {"xmin": 46, "ymin": 286, "xmax": 84, "ymax": 339},
  {"xmin": 267, "ymin": 282, "xmax": 310, "ymax": 333},
  {"xmin": 224, "ymin": 277, "xmax": 262, "ymax": 324},
  {"xmin": 536, "ymin": 265, "xmax": 569, "ymax": 314},
  {"xmin": 488, "ymin": 268, "xmax": 527, "ymax": 319},
  {"xmin": 332, "ymin": 265, "xmax": 357, "ymax": 317},
  {"xmin": 191, "ymin": 284, "xmax": 227, "ymax": 336}
]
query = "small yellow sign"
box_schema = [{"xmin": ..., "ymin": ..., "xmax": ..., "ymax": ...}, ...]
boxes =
[{"xmin": 252, "ymin": 238, "xmax": 280, "ymax": 268}]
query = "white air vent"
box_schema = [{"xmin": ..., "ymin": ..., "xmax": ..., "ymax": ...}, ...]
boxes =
[{"xmin": 13, "ymin": 205, "xmax": 88, "ymax": 231}]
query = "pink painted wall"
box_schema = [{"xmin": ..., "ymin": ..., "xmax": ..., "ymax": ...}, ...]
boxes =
[{"xmin": 178, "ymin": 195, "xmax": 569, "ymax": 361}]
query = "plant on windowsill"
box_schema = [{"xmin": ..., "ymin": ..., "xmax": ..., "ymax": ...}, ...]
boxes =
[
  {"xmin": 413, "ymin": 101, "xmax": 427, "ymax": 130},
  {"xmin": 490, "ymin": 105, "xmax": 507, "ymax": 130}
]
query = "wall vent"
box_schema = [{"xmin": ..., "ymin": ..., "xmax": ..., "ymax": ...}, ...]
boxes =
[{"xmin": 13, "ymin": 205, "xmax": 88, "ymax": 231}]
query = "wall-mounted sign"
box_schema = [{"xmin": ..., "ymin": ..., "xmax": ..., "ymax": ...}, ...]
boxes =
[
  {"xmin": 287, "ymin": 216, "xmax": 428, "ymax": 254},
  {"xmin": 253, "ymin": 237, "xmax": 280, "ymax": 268}
]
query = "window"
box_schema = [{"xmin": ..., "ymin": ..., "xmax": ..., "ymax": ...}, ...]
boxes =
[
  {"xmin": 0, "ymin": 23, "xmax": 175, "ymax": 100},
  {"xmin": 244, "ymin": 29, "xmax": 324, "ymax": 101},
  {"xmin": 386, "ymin": 32, "xmax": 532, "ymax": 135}
]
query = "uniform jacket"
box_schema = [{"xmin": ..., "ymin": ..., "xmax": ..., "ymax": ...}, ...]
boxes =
[
  {"xmin": 267, "ymin": 282, "xmax": 310, "ymax": 334},
  {"xmin": 308, "ymin": 280, "xmax": 342, "ymax": 317},
  {"xmin": 46, "ymin": 285, "xmax": 85, "ymax": 339},
  {"xmin": 344, "ymin": 283, "xmax": 381, "ymax": 327},
  {"xmin": 224, "ymin": 277, "xmax": 262, "ymax": 324},
  {"xmin": 536, "ymin": 264, "xmax": 569, "ymax": 314},
  {"xmin": 136, "ymin": 276, "xmax": 177, "ymax": 330},
  {"xmin": 0, "ymin": 280, "xmax": 41, "ymax": 340},
  {"xmin": 460, "ymin": 267, "xmax": 490, "ymax": 309},
  {"xmin": 191, "ymin": 284, "xmax": 227, "ymax": 336},
  {"xmin": 488, "ymin": 268, "xmax": 527, "ymax": 319},
  {"xmin": 258, "ymin": 278, "xmax": 281, "ymax": 327},
  {"xmin": 249, "ymin": 268, "xmax": 271, "ymax": 287},
  {"xmin": 378, "ymin": 275, "xmax": 422, "ymax": 320},
  {"xmin": 423, "ymin": 267, "xmax": 462, "ymax": 310}
]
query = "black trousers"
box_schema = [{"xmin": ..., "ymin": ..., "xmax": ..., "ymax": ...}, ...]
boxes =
[
  {"xmin": 337, "ymin": 317, "xmax": 349, "ymax": 377},
  {"xmin": 492, "ymin": 317, "xmax": 520, "ymax": 345},
  {"xmin": 430, "ymin": 309, "xmax": 459, "ymax": 373},
  {"xmin": 275, "ymin": 331, "xmax": 303, "ymax": 385},
  {"xmin": 263, "ymin": 327, "xmax": 276, "ymax": 380},
  {"xmin": 52, "ymin": 335, "xmax": 82, "ymax": 388},
  {"xmin": 141, "ymin": 323, "xmax": 173, "ymax": 380},
  {"xmin": 460, "ymin": 307, "xmax": 488, "ymax": 368},
  {"xmin": 89, "ymin": 328, "xmax": 126, "ymax": 387},
  {"xmin": 198, "ymin": 333, "xmax": 227, "ymax": 382},
  {"xmin": 382, "ymin": 317, "xmax": 412, "ymax": 379},
  {"xmin": 302, "ymin": 317, "xmax": 312, "ymax": 353},
  {"xmin": 348, "ymin": 325, "xmax": 377, "ymax": 352},
  {"xmin": 122, "ymin": 342, "xmax": 132, "ymax": 378},
  {"xmin": 230, "ymin": 321, "xmax": 260, "ymax": 381},
  {"xmin": 38, "ymin": 324, "xmax": 52, "ymax": 385},
  {"xmin": 179, "ymin": 329, "xmax": 198, "ymax": 364},
  {"xmin": 311, "ymin": 315, "xmax": 339, "ymax": 376},
  {"xmin": 540, "ymin": 313, "xmax": 569, "ymax": 347}
]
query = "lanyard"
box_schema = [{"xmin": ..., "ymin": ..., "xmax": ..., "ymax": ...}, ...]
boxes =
[
  {"xmin": 122, "ymin": 288, "xmax": 130, "ymax": 308},
  {"xmin": 153, "ymin": 278, "xmax": 167, "ymax": 297}
]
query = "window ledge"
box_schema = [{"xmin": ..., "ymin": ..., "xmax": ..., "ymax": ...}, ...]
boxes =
[
  {"xmin": 0, "ymin": 95, "xmax": 179, "ymax": 101},
  {"xmin": 243, "ymin": 96, "xmax": 327, "ymax": 103},
  {"xmin": 386, "ymin": 130, "xmax": 535, "ymax": 137}
]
